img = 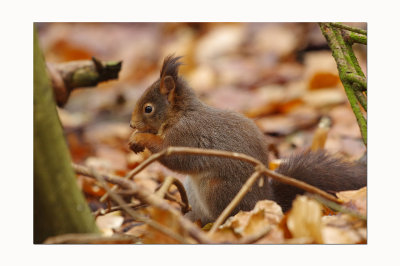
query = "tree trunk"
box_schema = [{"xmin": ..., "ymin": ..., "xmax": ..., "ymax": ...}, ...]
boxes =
[{"xmin": 34, "ymin": 25, "xmax": 99, "ymax": 243}]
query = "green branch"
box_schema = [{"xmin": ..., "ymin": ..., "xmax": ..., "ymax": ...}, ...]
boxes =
[
  {"xmin": 348, "ymin": 32, "xmax": 367, "ymax": 45},
  {"xmin": 48, "ymin": 57, "xmax": 122, "ymax": 106},
  {"xmin": 344, "ymin": 73, "xmax": 367, "ymax": 91},
  {"xmin": 329, "ymin": 22, "xmax": 367, "ymax": 35},
  {"xmin": 319, "ymin": 23, "xmax": 367, "ymax": 146}
]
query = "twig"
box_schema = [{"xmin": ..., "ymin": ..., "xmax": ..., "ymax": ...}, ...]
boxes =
[
  {"xmin": 126, "ymin": 147, "xmax": 342, "ymax": 205},
  {"xmin": 156, "ymin": 176, "xmax": 176, "ymax": 198},
  {"xmin": 126, "ymin": 150, "xmax": 169, "ymax": 179},
  {"xmin": 236, "ymin": 226, "xmax": 272, "ymax": 244},
  {"xmin": 73, "ymin": 146, "xmax": 346, "ymax": 241},
  {"xmin": 43, "ymin": 233, "xmax": 140, "ymax": 244},
  {"xmin": 311, "ymin": 194, "xmax": 367, "ymax": 221},
  {"xmin": 348, "ymin": 32, "xmax": 367, "ymax": 45},
  {"xmin": 92, "ymin": 202, "xmax": 147, "ymax": 217},
  {"xmin": 165, "ymin": 147, "xmax": 341, "ymax": 204},
  {"xmin": 47, "ymin": 57, "xmax": 122, "ymax": 106},
  {"xmin": 208, "ymin": 170, "xmax": 263, "ymax": 234},
  {"xmin": 100, "ymin": 145, "xmax": 260, "ymax": 202},
  {"xmin": 329, "ymin": 22, "xmax": 367, "ymax": 35},
  {"xmin": 89, "ymin": 167, "xmax": 191, "ymax": 244}
]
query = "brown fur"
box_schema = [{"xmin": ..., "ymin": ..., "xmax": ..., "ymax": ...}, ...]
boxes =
[{"xmin": 129, "ymin": 55, "xmax": 367, "ymax": 224}]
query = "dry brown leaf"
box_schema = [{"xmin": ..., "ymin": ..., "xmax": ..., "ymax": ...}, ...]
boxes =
[
  {"xmin": 251, "ymin": 24, "xmax": 299, "ymax": 58},
  {"xmin": 188, "ymin": 64, "xmax": 217, "ymax": 94},
  {"xmin": 302, "ymin": 88, "xmax": 346, "ymax": 108},
  {"xmin": 336, "ymin": 187, "xmax": 367, "ymax": 215},
  {"xmin": 141, "ymin": 206, "xmax": 187, "ymax": 244},
  {"xmin": 322, "ymin": 214, "xmax": 366, "ymax": 244},
  {"xmin": 286, "ymin": 195, "xmax": 323, "ymax": 243},
  {"xmin": 219, "ymin": 200, "xmax": 283, "ymax": 239},
  {"xmin": 308, "ymin": 72, "xmax": 340, "ymax": 90},
  {"xmin": 96, "ymin": 211, "xmax": 124, "ymax": 236},
  {"xmin": 269, "ymin": 159, "xmax": 283, "ymax": 171},
  {"xmin": 83, "ymin": 122, "xmax": 131, "ymax": 146},
  {"xmin": 209, "ymin": 227, "xmax": 241, "ymax": 243},
  {"xmin": 195, "ymin": 24, "xmax": 245, "ymax": 62},
  {"xmin": 57, "ymin": 107, "xmax": 91, "ymax": 128},
  {"xmin": 94, "ymin": 145, "xmax": 127, "ymax": 170},
  {"xmin": 304, "ymin": 51, "xmax": 339, "ymax": 79},
  {"xmin": 125, "ymin": 222, "xmax": 147, "ymax": 239},
  {"xmin": 256, "ymin": 106, "xmax": 318, "ymax": 135}
]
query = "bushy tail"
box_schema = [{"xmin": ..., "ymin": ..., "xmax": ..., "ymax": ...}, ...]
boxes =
[{"xmin": 273, "ymin": 150, "xmax": 367, "ymax": 212}]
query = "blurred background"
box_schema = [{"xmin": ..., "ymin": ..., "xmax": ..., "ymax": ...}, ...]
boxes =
[{"xmin": 36, "ymin": 22, "xmax": 366, "ymax": 185}]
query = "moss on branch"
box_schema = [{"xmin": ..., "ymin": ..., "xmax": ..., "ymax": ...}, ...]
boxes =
[
  {"xmin": 319, "ymin": 23, "xmax": 367, "ymax": 146},
  {"xmin": 47, "ymin": 57, "xmax": 122, "ymax": 106}
]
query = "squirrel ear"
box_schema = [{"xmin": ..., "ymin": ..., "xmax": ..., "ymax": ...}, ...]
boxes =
[{"xmin": 160, "ymin": 75, "xmax": 176, "ymax": 102}]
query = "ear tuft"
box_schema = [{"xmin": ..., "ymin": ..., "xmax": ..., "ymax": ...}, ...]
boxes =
[
  {"xmin": 160, "ymin": 75, "xmax": 175, "ymax": 95},
  {"xmin": 160, "ymin": 54, "xmax": 183, "ymax": 79}
]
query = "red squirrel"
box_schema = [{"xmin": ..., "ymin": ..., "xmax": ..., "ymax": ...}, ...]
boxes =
[{"xmin": 129, "ymin": 55, "xmax": 367, "ymax": 224}]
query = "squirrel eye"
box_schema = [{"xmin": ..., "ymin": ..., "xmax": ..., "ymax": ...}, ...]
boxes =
[{"xmin": 144, "ymin": 105, "xmax": 153, "ymax": 114}]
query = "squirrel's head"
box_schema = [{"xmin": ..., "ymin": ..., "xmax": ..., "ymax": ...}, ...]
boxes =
[{"xmin": 130, "ymin": 55, "xmax": 183, "ymax": 134}]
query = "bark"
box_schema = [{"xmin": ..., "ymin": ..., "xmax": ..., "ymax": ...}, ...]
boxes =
[{"xmin": 34, "ymin": 26, "xmax": 99, "ymax": 243}]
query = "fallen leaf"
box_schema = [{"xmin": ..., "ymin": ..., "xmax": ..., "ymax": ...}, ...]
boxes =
[
  {"xmin": 322, "ymin": 214, "xmax": 366, "ymax": 244},
  {"xmin": 336, "ymin": 187, "xmax": 367, "ymax": 215},
  {"xmin": 308, "ymin": 72, "xmax": 340, "ymax": 90},
  {"xmin": 219, "ymin": 200, "xmax": 283, "ymax": 240},
  {"xmin": 302, "ymin": 88, "xmax": 346, "ymax": 108},
  {"xmin": 286, "ymin": 195, "xmax": 323, "ymax": 243},
  {"xmin": 96, "ymin": 211, "xmax": 124, "ymax": 236},
  {"xmin": 141, "ymin": 206, "xmax": 188, "ymax": 244}
]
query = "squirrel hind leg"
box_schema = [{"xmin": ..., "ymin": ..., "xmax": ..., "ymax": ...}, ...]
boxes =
[{"xmin": 183, "ymin": 176, "xmax": 214, "ymax": 224}]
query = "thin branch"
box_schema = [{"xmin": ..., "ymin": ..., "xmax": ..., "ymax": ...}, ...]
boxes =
[
  {"xmin": 235, "ymin": 226, "xmax": 272, "ymax": 244},
  {"xmin": 92, "ymin": 202, "xmax": 147, "ymax": 217},
  {"xmin": 311, "ymin": 194, "xmax": 367, "ymax": 221},
  {"xmin": 74, "ymin": 146, "xmax": 347, "ymax": 241},
  {"xmin": 47, "ymin": 57, "xmax": 122, "ymax": 106},
  {"xmin": 125, "ymin": 147, "xmax": 343, "ymax": 206},
  {"xmin": 156, "ymin": 176, "xmax": 175, "ymax": 198},
  {"xmin": 43, "ymin": 233, "xmax": 140, "ymax": 244},
  {"xmin": 165, "ymin": 147, "xmax": 342, "ymax": 205},
  {"xmin": 126, "ymin": 149, "xmax": 169, "ymax": 179},
  {"xmin": 329, "ymin": 22, "xmax": 367, "ymax": 35},
  {"xmin": 348, "ymin": 32, "xmax": 367, "ymax": 45}
]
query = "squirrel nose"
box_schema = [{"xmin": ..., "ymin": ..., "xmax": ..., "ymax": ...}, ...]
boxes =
[{"xmin": 130, "ymin": 121, "xmax": 136, "ymax": 129}]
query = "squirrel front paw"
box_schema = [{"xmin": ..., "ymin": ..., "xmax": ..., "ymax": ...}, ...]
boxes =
[
  {"xmin": 129, "ymin": 132, "xmax": 164, "ymax": 154},
  {"xmin": 129, "ymin": 142, "xmax": 145, "ymax": 153},
  {"xmin": 129, "ymin": 133, "xmax": 145, "ymax": 153}
]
